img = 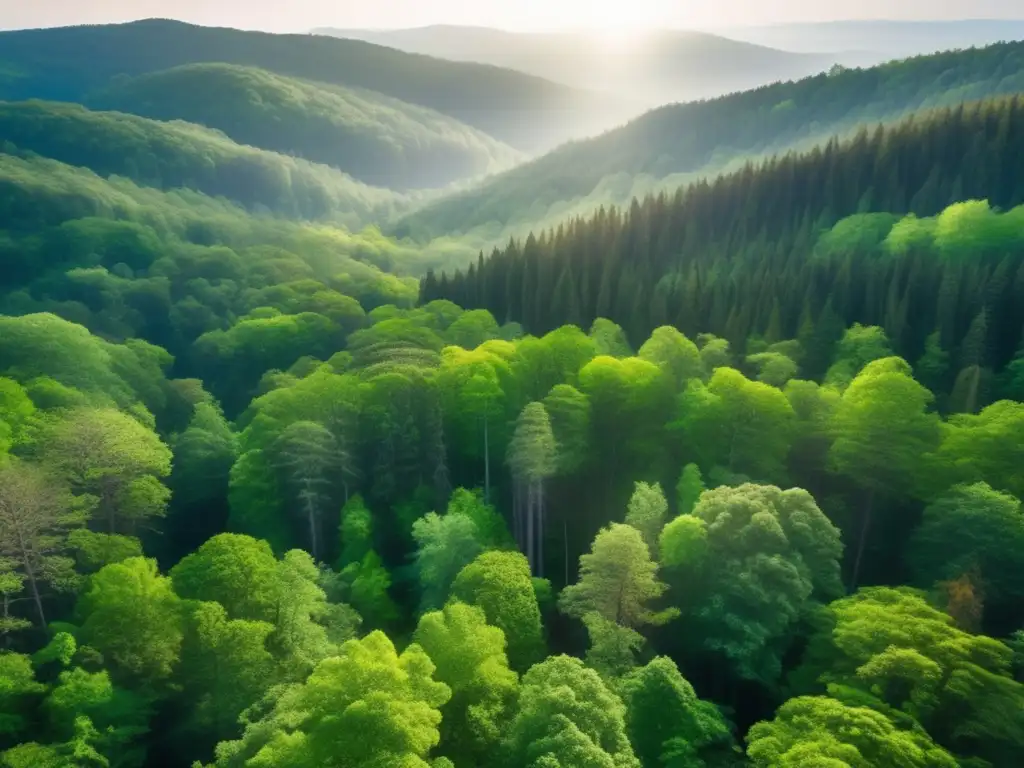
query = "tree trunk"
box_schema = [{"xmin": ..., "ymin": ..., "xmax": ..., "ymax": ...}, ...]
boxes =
[
  {"xmin": 483, "ymin": 416, "xmax": 491, "ymax": 505},
  {"xmin": 537, "ymin": 480, "xmax": 544, "ymax": 580},
  {"xmin": 303, "ymin": 479, "xmax": 319, "ymax": 562},
  {"xmin": 16, "ymin": 531, "xmax": 45, "ymax": 627},
  {"xmin": 563, "ymin": 519, "xmax": 569, "ymax": 587},
  {"xmin": 526, "ymin": 482, "xmax": 535, "ymax": 576},
  {"xmin": 849, "ymin": 489, "xmax": 875, "ymax": 592}
]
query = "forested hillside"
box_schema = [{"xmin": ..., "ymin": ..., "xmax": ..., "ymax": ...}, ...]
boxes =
[
  {"xmin": 0, "ymin": 18, "xmax": 616, "ymax": 151},
  {"xmin": 395, "ymin": 40, "xmax": 1024, "ymax": 241},
  {"xmin": 1, "ymin": 17, "xmax": 1024, "ymax": 768},
  {"xmin": 0, "ymin": 100, "xmax": 416, "ymax": 226},
  {"xmin": 88, "ymin": 64, "xmax": 521, "ymax": 189},
  {"xmin": 427, "ymin": 96, "xmax": 1024, "ymax": 385},
  {"xmin": 317, "ymin": 26, "xmax": 851, "ymax": 105}
]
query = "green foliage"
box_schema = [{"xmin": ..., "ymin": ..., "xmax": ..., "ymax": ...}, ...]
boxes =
[
  {"xmin": 43, "ymin": 408, "xmax": 172, "ymax": 534},
  {"xmin": 909, "ymin": 483, "xmax": 1024, "ymax": 630},
  {"xmin": 413, "ymin": 602, "xmax": 517, "ymax": 764},
  {"xmin": 503, "ymin": 655, "xmax": 639, "ymax": 768},
  {"xmin": 413, "ymin": 512, "xmax": 484, "ymax": 612},
  {"xmin": 830, "ymin": 358, "xmax": 941, "ymax": 499},
  {"xmin": 675, "ymin": 463, "xmax": 705, "ymax": 516},
  {"xmin": 76, "ymin": 558, "xmax": 184, "ymax": 688},
  {"xmin": 559, "ymin": 524, "xmax": 676, "ymax": 630},
  {"xmin": 747, "ymin": 695, "xmax": 957, "ymax": 767},
  {"xmin": 623, "ymin": 482, "xmax": 668, "ymax": 555},
  {"xmin": 794, "ymin": 587, "xmax": 1024, "ymax": 765},
  {"xmin": 67, "ymin": 531, "xmax": 143, "ymax": 574},
  {"xmin": 620, "ymin": 657, "xmax": 736, "ymax": 768},
  {"xmin": 673, "ymin": 484, "xmax": 844, "ymax": 683},
  {"xmin": 178, "ymin": 601, "xmax": 276, "ymax": 741},
  {"xmin": 212, "ymin": 631, "xmax": 450, "ymax": 768},
  {"xmin": 675, "ymin": 367, "xmax": 796, "ymax": 484},
  {"xmin": 452, "ymin": 551, "xmax": 546, "ymax": 672}
]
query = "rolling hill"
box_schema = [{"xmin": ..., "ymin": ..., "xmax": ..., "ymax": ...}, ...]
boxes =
[
  {"xmin": 315, "ymin": 25, "xmax": 854, "ymax": 106},
  {"xmin": 88, "ymin": 63, "xmax": 522, "ymax": 190},
  {"xmin": 392, "ymin": 40, "xmax": 1024, "ymax": 243},
  {"xmin": 0, "ymin": 18, "xmax": 620, "ymax": 152},
  {"xmin": 0, "ymin": 100, "xmax": 414, "ymax": 229}
]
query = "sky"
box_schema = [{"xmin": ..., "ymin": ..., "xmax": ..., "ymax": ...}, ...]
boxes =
[{"xmin": 3, "ymin": 0, "xmax": 1024, "ymax": 33}]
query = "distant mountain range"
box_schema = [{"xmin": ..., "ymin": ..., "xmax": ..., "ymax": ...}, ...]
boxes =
[
  {"xmin": 313, "ymin": 26, "xmax": 861, "ymax": 105},
  {"xmin": 0, "ymin": 19, "xmax": 623, "ymax": 153},
  {"xmin": 712, "ymin": 19, "xmax": 1024, "ymax": 60}
]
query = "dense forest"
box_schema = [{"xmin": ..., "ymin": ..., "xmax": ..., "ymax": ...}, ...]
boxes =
[
  {"xmin": 87, "ymin": 64, "xmax": 520, "ymax": 190},
  {"xmin": 2, "ymin": 17, "xmax": 1024, "ymax": 768},
  {"xmin": 425, "ymin": 95, "xmax": 1024, "ymax": 378},
  {"xmin": 395, "ymin": 40, "xmax": 1024, "ymax": 242}
]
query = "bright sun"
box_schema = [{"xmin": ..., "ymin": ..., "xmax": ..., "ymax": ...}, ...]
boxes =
[{"xmin": 576, "ymin": 0, "xmax": 664, "ymax": 47}]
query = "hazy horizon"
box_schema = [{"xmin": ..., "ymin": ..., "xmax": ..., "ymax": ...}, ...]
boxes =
[{"xmin": 4, "ymin": 0, "xmax": 1024, "ymax": 34}]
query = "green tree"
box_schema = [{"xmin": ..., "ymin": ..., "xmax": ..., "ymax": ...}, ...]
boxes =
[
  {"xmin": 503, "ymin": 655, "xmax": 639, "ymax": 768},
  {"xmin": 171, "ymin": 534, "xmax": 281, "ymax": 623},
  {"xmin": 559, "ymin": 524, "xmax": 676, "ymax": 631},
  {"xmin": 177, "ymin": 601, "xmax": 276, "ymax": 741},
  {"xmin": 67, "ymin": 530, "xmax": 143, "ymax": 575},
  {"xmin": 507, "ymin": 403, "xmax": 558, "ymax": 577},
  {"xmin": 0, "ymin": 461, "xmax": 82, "ymax": 627},
  {"xmin": 675, "ymin": 367, "xmax": 795, "ymax": 484},
  {"xmin": 793, "ymin": 587, "xmax": 1024, "ymax": 766},
  {"xmin": 829, "ymin": 357, "xmax": 940, "ymax": 588},
  {"xmin": 638, "ymin": 327, "xmax": 705, "ymax": 390},
  {"xmin": 747, "ymin": 695, "xmax": 957, "ymax": 767},
  {"xmin": 413, "ymin": 512, "xmax": 483, "ymax": 612},
  {"xmin": 451, "ymin": 551, "xmax": 545, "ymax": 672},
  {"xmin": 620, "ymin": 657, "xmax": 736, "ymax": 768},
  {"xmin": 675, "ymin": 463, "xmax": 704, "ymax": 516},
  {"xmin": 624, "ymin": 482, "xmax": 668, "ymax": 556},
  {"xmin": 214, "ymin": 632, "xmax": 450, "ymax": 768},
  {"xmin": 938, "ymin": 400, "xmax": 1024, "ymax": 500},
  {"xmin": 590, "ymin": 319, "xmax": 633, "ymax": 358},
  {"xmin": 909, "ymin": 483, "xmax": 1024, "ymax": 631},
  {"xmin": 272, "ymin": 421, "xmax": 348, "ymax": 561},
  {"xmin": 413, "ymin": 602, "xmax": 517, "ymax": 765},
  {"xmin": 824, "ymin": 324, "xmax": 893, "ymax": 390},
  {"xmin": 671, "ymin": 485, "xmax": 843, "ymax": 683},
  {"xmin": 76, "ymin": 558, "xmax": 184, "ymax": 689},
  {"xmin": 167, "ymin": 402, "xmax": 237, "ymax": 557},
  {"xmin": 43, "ymin": 408, "xmax": 172, "ymax": 535}
]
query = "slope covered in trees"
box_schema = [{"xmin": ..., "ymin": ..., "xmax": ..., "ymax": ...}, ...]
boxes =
[
  {"xmin": 0, "ymin": 18, "xmax": 616, "ymax": 152},
  {"xmin": 317, "ymin": 26, "xmax": 852, "ymax": 106},
  {"xmin": 394, "ymin": 40, "xmax": 1024, "ymax": 241},
  {"xmin": 0, "ymin": 100, "xmax": 415, "ymax": 226},
  {"xmin": 88, "ymin": 63, "xmax": 521, "ymax": 189},
  {"xmin": 426, "ymin": 95, "xmax": 1024, "ymax": 385}
]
